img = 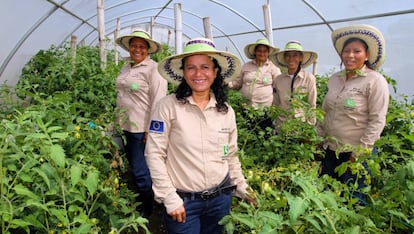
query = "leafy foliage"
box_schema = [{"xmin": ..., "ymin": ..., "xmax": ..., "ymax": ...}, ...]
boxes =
[
  {"xmin": 0, "ymin": 44, "xmax": 153, "ymax": 233},
  {"xmin": 1, "ymin": 42, "xmax": 413, "ymax": 233},
  {"xmin": 223, "ymin": 73, "xmax": 414, "ymax": 233}
]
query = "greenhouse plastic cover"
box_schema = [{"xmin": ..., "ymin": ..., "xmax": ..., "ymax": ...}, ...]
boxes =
[{"xmin": 1, "ymin": 0, "xmax": 414, "ymax": 96}]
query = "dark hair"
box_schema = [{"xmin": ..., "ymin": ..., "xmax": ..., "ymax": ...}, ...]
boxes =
[
  {"xmin": 129, "ymin": 37, "xmax": 150, "ymax": 49},
  {"xmin": 175, "ymin": 56, "xmax": 229, "ymax": 113},
  {"xmin": 254, "ymin": 44, "xmax": 270, "ymax": 58},
  {"xmin": 341, "ymin": 37, "xmax": 374, "ymax": 69}
]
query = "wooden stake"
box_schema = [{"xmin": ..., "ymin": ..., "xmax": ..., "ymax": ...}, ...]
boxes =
[{"xmin": 97, "ymin": 0, "xmax": 106, "ymax": 70}]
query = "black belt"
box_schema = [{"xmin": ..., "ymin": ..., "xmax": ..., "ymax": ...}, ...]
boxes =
[{"xmin": 176, "ymin": 175, "xmax": 237, "ymax": 200}]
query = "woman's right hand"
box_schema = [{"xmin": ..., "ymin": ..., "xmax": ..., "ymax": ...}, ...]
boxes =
[{"xmin": 169, "ymin": 205, "xmax": 186, "ymax": 223}]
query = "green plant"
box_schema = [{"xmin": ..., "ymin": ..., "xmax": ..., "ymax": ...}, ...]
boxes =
[
  {"xmin": 0, "ymin": 92, "xmax": 148, "ymax": 234},
  {"xmin": 15, "ymin": 44, "xmax": 122, "ymax": 122}
]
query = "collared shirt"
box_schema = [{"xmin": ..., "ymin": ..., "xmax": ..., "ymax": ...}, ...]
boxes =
[
  {"xmin": 321, "ymin": 66, "xmax": 389, "ymax": 151},
  {"xmin": 273, "ymin": 69, "xmax": 317, "ymax": 125},
  {"xmin": 145, "ymin": 94, "xmax": 249, "ymax": 213},
  {"xmin": 116, "ymin": 56, "xmax": 168, "ymax": 132},
  {"xmin": 228, "ymin": 59, "xmax": 281, "ymax": 107}
]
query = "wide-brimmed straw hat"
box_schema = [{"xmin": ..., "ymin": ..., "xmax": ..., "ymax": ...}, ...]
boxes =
[
  {"xmin": 271, "ymin": 40, "xmax": 318, "ymax": 69},
  {"xmin": 158, "ymin": 38, "xmax": 241, "ymax": 85},
  {"xmin": 244, "ymin": 38, "xmax": 280, "ymax": 59},
  {"xmin": 331, "ymin": 24, "xmax": 386, "ymax": 69},
  {"xmin": 115, "ymin": 30, "xmax": 161, "ymax": 54}
]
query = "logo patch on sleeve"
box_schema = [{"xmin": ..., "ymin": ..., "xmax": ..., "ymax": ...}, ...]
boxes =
[{"xmin": 149, "ymin": 120, "xmax": 164, "ymax": 133}]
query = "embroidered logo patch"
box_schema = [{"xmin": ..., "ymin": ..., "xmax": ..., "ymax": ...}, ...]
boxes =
[
  {"xmin": 149, "ymin": 120, "xmax": 164, "ymax": 133},
  {"xmin": 130, "ymin": 83, "xmax": 139, "ymax": 91},
  {"xmin": 223, "ymin": 145, "xmax": 229, "ymax": 157},
  {"xmin": 345, "ymin": 98, "xmax": 356, "ymax": 109}
]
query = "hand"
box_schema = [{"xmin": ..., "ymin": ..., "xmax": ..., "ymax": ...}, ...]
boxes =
[
  {"xmin": 244, "ymin": 188, "xmax": 258, "ymax": 208},
  {"xmin": 244, "ymin": 194, "xmax": 258, "ymax": 208},
  {"xmin": 168, "ymin": 205, "xmax": 186, "ymax": 223},
  {"xmin": 349, "ymin": 153, "xmax": 356, "ymax": 163}
]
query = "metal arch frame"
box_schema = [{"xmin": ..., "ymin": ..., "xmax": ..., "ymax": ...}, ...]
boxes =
[
  {"xmin": 88, "ymin": 16, "xmax": 201, "ymax": 44},
  {"xmin": 76, "ymin": 6, "xmax": 246, "ymax": 59},
  {"xmin": 302, "ymin": 0, "xmax": 333, "ymax": 32},
  {"xmin": 56, "ymin": 0, "xmax": 139, "ymax": 46},
  {"xmin": 0, "ymin": 0, "xmax": 77, "ymax": 77},
  {"xmin": 3, "ymin": 0, "xmax": 414, "ymax": 78},
  {"xmin": 208, "ymin": 0, "xmax": 266, "ymax": 37}
]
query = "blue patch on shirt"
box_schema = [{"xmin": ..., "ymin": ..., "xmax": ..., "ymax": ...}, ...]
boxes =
[{"xmin": 149, "ymin": 120, "xmax": 164, "ymax": 133}]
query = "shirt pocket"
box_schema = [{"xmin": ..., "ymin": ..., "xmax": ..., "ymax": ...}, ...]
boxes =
[
  {"xmin": 344, "ymin": 88, "xmax": 367, "ymax": 113},
  {"xmin": 129, "ymin": 73, "xmax": 149, "ymax": 93},
  {"xmin": 218, "ymin": 134, "xmax": 230, "ymax": 160}
]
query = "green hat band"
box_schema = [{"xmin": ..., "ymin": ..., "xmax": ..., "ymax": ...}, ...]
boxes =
[
  {"xmin": 183, "ymin": 39, "xmax": 216, "ymax": 53},
  {"xmin": 285, "ymin": 42, "xmax": 304, "ymax": 51},
  {"xmin": 131, "ymin": 31, "xmax": 151, "ymax": 40},
  {"xmin": 255, "ymin": 38, "xmax": 271, "ymax": 46}
]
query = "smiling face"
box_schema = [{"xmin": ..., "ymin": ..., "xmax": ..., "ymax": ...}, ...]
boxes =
[
  {"xmin": 284, "ymin": 51, "xmax": 303, "ymax": 74},
  {"xmin": 183, "ymin": 54, "xmax": 218, "ymax": 95},
  {"xmin": 129, "ymin": 37, "xmax": 149, "ymax": 63},
  {"xmin": 341, "ymin": 39, "xmax": 369, "ymax": 71},
  {"xmin": 254, "ymin": 45, "xmax": 270, "ymax": 64}
]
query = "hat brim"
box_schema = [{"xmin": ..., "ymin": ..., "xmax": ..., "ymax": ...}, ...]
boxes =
[
  {"xmin": 115, "ymin": 35, "xmax": 161, "ymax": 54},
  {"xmin": 158, "ymin": 51, "xmax": 241, "ymax": 85},
  {"xmin": 244, "ymin": 43, "xmax": 280, "ymax": 59},
  {"xmin": 331, "ymin": 24, "xmax": 385, "ymax": 69},
  {"xmin": 272, "ymin": 50, "xmax": 318, "ymax": 69}
]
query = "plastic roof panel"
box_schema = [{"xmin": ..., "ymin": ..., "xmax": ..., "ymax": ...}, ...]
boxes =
[{"xmin": 1, "ymin": 0, "xmax": 414, "ymax": 96}]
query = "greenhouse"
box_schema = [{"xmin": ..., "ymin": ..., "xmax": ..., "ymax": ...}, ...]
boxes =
[{"xmin": 1, "ymin": 0, "xmax": 413, "ymax": 233}]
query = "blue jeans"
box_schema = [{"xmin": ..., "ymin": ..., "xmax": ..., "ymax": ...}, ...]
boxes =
[
  {"xmin": 320, "ymin": 148, "xmax": 371, "ymax": 204},
  {"xmin": 163, "ymin": 192, "xmax": 232, "ymax": 234},
  {"xmin": 123, "ymin": 131, "xmax": 153, "ymax": 216}
]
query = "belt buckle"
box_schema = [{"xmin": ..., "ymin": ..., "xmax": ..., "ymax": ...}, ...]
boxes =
[{"xmin": 201, "ymin": 190, "xmax": 214, "ymax": 200}]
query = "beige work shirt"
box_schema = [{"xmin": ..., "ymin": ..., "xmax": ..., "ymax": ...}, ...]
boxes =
[
  {"xmin": 273, "ymin": 70, "xmax": 317, "ymax": 125},
  {"xmin": 145, "ymin": 94, "xmax": 249, "ymax": 213},
  {"xmin": 228, "ymin": 59, "xmax": 281, "ymax": 107},
  {"xmin": 321, "ymin": 66, "xmax": 389, "ymax": 151},
  {"xmin": 116, "ymin": 56, "xmax": 168, "ymax": 133}
]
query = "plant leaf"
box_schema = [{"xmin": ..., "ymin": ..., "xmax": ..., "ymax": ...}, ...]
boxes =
[
  {"xmin": 288, "ymin": 196, "xmax": 308, "ymax": 223},
  {"xmin": 70, "ymin": 165, "xmax": 82, "ymax": 186},
  {"xmin": 33, "ymin": 168, "xmax": 51, "ymax": 189},
  {"xmin": 13, "ymin": 184, "xmax": 40, "ymax": 200},
  {"xmin": 86, "ymin": 171, "xmax": 99, "ymax": 196},
  {"xmin": 50, "ymin": 144, "xmax": 65, "ymax": 168}
]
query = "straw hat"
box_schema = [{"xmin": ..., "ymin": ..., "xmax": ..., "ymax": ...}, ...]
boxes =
[
  {"xmin": 331, "ymin": 24, "xmax": 386, "ymax": 69},
  {"xmin": 271, "ymin": 40, "xmax": 318, "ymax": 69},
  {"xmin": 244, "ymin": 38, "xmax": 280, "ymax": 59},
  {"xmin": 115, "ymin": 30, "xmax": 161, "ymax": 54},
  {"xmin": 158, "ymin": 38, "xmax": 241, "ymax": 85}
]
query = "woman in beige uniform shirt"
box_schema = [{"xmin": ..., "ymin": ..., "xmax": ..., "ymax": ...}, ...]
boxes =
[
  {"xmin": 319, "ymin": 25, "xmax": 389, "ymax": 205},
  {"xmin": 115, "ymin": 30, "xmax": 167, "ymax": 218},
  {"xmin": 272, "ymin": 40, "xmax": 318, "ymax": 126},
  {"xmin": 145, "ymin": 38, "xmax": 256, "ymax": 234},
  {"xmin": 227, "ymin": 38, "xmax": 281, "ymax": 131}
]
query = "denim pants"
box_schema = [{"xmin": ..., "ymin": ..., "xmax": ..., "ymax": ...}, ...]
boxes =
[
  {"xmin": 320, "ymin": 148, "xmax": 371, "ymax": 203},
  {"xmin": 163, "ymin": 192, "xmax": 232, "ymax": 234},
  {"xmin": 123, "ymin": 131, "xmax": 153, "ymax": 216}
]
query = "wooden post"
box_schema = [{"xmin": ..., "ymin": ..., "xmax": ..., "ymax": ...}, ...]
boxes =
[
  {"xmin": 312, "ymin": 61, "xmax": 318, "ymax": 75},
  {"xmin": 174, "ymin": 3, "xmax": 183, "ymax": 54},
  {"xmin": 70, "ymin": 35, "xmax": 77, "ymax": 70},
  {"xmin": 263, "ymin": 4, "xmax": 273, "ymax": 45},
  {"xmin": 97, "ymin": 0, "xmax": 106, "ymax": 70},
  {"xmin": 167, "ymin": 29, "xmax": 171, "ymax": 46},
  {"xmin": 114, "ymin": 18, "xmax": 120, "ymax": 65},
  {"xmin": 203, "ymin": 17, "xmax": 212, "ymax": 40},
  {"xmin": 150, "ymin": 17, "xmax": 154, "ymax": 37}
]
